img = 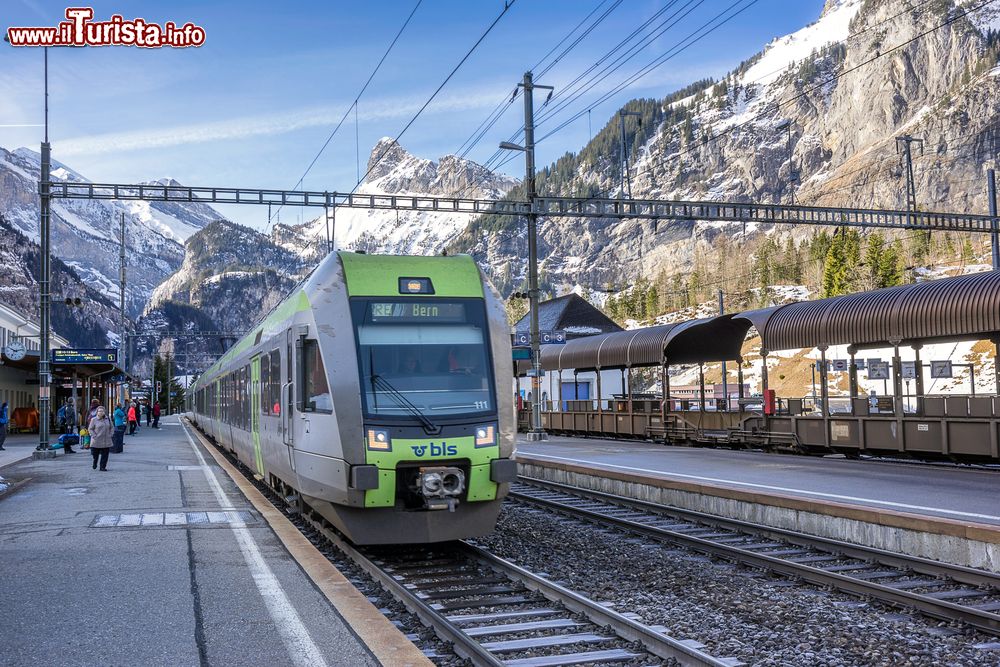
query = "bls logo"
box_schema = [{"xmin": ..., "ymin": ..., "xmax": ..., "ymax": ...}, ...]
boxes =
[{"xmin": 410, "ymin": 442, "xmax": 457, "ymax": 457}]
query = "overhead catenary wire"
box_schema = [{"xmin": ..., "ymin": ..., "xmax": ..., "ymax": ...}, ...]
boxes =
[
  {"xmin": 267, "ymin": 0, "xmax": 423, "ymax": 230},
  {"xmin": 355, "ymin": 0, "xmax": 518, "ymax": 193}
]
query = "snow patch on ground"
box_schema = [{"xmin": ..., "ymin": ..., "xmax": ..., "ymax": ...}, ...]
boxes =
[{"xmin": 740, "ymin": 0, "xmax": 862, "ymax": 88}]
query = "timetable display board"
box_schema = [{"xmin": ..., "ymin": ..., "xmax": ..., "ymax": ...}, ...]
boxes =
[{"xmin": 52, "ymin": 349, "xmax": 118, "ymax": 365}]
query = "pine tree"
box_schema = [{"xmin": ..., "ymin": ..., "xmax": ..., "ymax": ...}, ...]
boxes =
[
  {"xmin": 877, "ymin": 241, "xmax": 905, "ymax": 287},
  {"xmin": 821, "ymin": 232, "xmax": 849, "ymax": 297}
]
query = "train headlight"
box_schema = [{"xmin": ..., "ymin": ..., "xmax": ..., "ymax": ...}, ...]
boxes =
[
  {"xmin": 366, "ymin": 428, "xmax": 391, "ymax": 451},
  {"xmin": 474, "ymin": 424, "xmax": 496, "ymax": 447}
]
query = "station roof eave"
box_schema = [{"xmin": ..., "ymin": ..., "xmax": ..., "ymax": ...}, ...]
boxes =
[
  {"xmin": 663, "ymin": 314, "xmax": 753, "ymax": 365},
  {"xmin": 732, "ymin": 270, "xmax": 1000, "ymax": 353}
]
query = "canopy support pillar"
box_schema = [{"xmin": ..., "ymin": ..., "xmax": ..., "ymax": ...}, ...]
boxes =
[
  {"xmin": 698, "ymin": 364, "xmax": 706, "ymax": 412},
  {"xmin": 737, "ymin": 358, "xmax": 745, "ymax": 413},
  {"xmin": 913, "ymin": 344, "xmax": 924, "ymax": 416}
]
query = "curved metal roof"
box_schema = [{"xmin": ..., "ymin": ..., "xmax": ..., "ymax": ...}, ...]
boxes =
[
  {"xmin": 519, "ymin": 271, "xmax": 1000, "ymax": 377},
  {"xmin": 663, "ymin": 315, "xmax": 753, "ymax": 364},
  {"xmin": 538, "ymin": 324, "xmax": 679, "ymax": 371},
  {"xmin": 735, "ymin": 270, "xmax": 1000, "ymax": 352}
]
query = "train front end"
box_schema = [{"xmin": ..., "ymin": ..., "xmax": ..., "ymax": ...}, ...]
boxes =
[{"xmin": 334, "ymin": 252, "xmax": 516, "ymax": 544}]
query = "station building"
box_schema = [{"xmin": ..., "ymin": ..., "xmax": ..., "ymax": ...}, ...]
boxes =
[
  {"xmin": 513, "ymin": 293, "xmax": 625, "ymax": 409},
  {"xmin": 0, "ymin": 302, "xmax": 70, "ymax": 430}
]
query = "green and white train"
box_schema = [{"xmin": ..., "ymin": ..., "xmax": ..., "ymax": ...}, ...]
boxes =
[{"xmin": 187, "ymin": 252, "xmax": 516, "ymax": 544}]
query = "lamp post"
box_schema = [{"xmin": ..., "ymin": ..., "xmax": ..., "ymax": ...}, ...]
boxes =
[{"xmin": 500, "ymin": 71, "xmax": 553, "ymax": 442}]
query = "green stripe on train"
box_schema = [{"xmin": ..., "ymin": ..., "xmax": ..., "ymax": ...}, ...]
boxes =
[
  {"xmin": 363, "ymin": 434, "xmax": 499, "ymax": 507},
  {"xmin": 339, "ymin": 252, "xmax": 484, "ymax": 298}
]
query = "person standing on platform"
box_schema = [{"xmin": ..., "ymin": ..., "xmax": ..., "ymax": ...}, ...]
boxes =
[
  {"xmin": 145, "ymin": 401, "xmax": 152, "ymax": 427},
  {"xmin": 57, "ymin": 403, "xmax": 67, "ymax": 433},
  {"xmin": 127, "ymin": 402, "xmax": 138, "ymax": 436},
  {"xmin": 65, "ymin": 399, "xmax": 78, "ymax": 435},
  {"xmin": 88, "ymin": 406, "xmax": 113, "ymax": 471},
  {"xmin": 152, "ymin": 401, "xmax": 161, "ymax": 429},
  {"xmin": 112, "ymin": 403, "xmax": 126, "ymax": 453},
  {"xmin": 0, "ymin": 401, "xmax": 8, "ymax": 451},
  {"xmin": 86, "ymin": 399, "xmax": 101, "ymax": 424}
]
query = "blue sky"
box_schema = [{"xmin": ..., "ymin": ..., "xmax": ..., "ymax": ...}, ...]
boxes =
[{"xmin": 2, "ymin": 0, "xmax": 825, "ymax": 228}]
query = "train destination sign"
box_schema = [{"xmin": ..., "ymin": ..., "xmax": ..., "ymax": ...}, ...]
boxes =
[
  {"xmin": 52, "ymin": 349, "xmax": 118, "ymax": 365},
  {"xmin": 369, "ymin": 302, "xmax": 465, "ymax": 323}
]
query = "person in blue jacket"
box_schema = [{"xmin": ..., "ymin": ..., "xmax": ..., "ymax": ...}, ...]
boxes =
[
  {"xmin": 0, "ymin": 401, "xmax": 8, "ymax": 451},
  {"xmin": 112, "ymin": 403, "xmax": 127, "ymax": 453}
]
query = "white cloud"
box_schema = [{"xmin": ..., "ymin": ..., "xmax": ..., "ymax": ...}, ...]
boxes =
[{"xmin": 57, "ymin": 86, "xmax": 504, "ymax": 157}]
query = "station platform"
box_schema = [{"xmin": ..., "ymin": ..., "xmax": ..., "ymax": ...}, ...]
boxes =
[
  {"xmin": 516, "ymin": 435, "xmax": 1000, "ymax": 572},
  {"xmin": 0, "ymin": 432, "xmax": 45, "ymax": 471},
  {"xmin": 0, "ymin": 416, "xmax": 430, "ymax": 667}
]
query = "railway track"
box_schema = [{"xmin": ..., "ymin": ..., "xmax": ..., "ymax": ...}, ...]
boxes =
[
  {"xmin": 298, "ymin": 503, "xmax": 740, "ymax": 667},
  {"xmin": 510, "ymin": 478, "xmax": 1000, "ymax": 637}
]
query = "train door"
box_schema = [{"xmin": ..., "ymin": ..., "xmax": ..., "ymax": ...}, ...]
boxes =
[
  {"xmin": 251, "ymin": 356, "xmax": 264, "ymax": 478},
  {"xmin": 282, "ymin": 328, "xmax": 294, "ymax": 447}
]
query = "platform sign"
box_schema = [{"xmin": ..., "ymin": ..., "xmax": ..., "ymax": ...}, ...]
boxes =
[
  {"xmin": 541, "ymin": 330, "xmax": 566, "ymax": 345},
  {"xmin": 854, "ymin": 359, "xmax": 866, "ymax": 370},
  {"xmin": 831, "ymin": 359, "xmax": 849, "ymax": 372},
  {"xmin": 930, "ymin": 360, "xmax": 953, "ymax": 379},
  {"xmin": 511, "ymin": 347, "xmax": 532, "ymax": 361},
  {"xmin": 900, "ymin": 361, "xmax": 917, "ymax": 379},
  {"xmin": 512, "ymin": 331, "xmax": 566, "ymax": 345},
  {"xmin": 867, "ymin": 362, "xmax": 890, "ymax": 380},
  {"xmin": 526, "ymin": 369, "xmax": 546, "ymax": 378},
  {"xmin": 52, "ymin": 348, "xmax": 118, "ymax": 365}
]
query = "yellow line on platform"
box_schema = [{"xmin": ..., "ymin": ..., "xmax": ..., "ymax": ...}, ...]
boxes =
[{"xmin": 185, "ymin": 419, "xmax": 434, "ymax": 667}]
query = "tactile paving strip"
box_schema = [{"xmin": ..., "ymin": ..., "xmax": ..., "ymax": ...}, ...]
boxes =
[{"xmin": 91, "ymin": 510, "xmax": 256, "ymax": 528}]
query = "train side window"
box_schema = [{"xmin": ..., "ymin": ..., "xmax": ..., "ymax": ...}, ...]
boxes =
[
  {"xmin": 300, "ymin": 339, "xmax": 332, "ymax": 413},
  {"xmin": 260, "ymin": 357, "xmax": 270, "ymax": 415},
  {"xmin": 269, "ymin": 350, "xmax": 281, "ymax": 415}
]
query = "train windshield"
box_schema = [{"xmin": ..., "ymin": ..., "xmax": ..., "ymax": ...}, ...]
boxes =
[{"xmin": 352, "ymin": 298, "xmax": 496, "ymax": 420}]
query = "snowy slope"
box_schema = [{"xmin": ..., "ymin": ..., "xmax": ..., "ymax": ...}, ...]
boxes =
[
  {"xmin": 291, "ymin": 138, "xmax": 518, "ymax": 256},
  {"xmin": 0, "ymin": 146, "xmax": 228, "ymax": 316}
]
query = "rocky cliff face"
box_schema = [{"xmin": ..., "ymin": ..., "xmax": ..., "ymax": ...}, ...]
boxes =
[
  {"xmin": 147, "ymin": 220, "xmax": 312, "ymax": 332},
  {"xmin": 452, "ymin": 0, "xmax": 1000, "ymax": 295},
  {"xmin": 0, "ymin": 213, "xmax": 119, "ymax": 348},
  {"xmin": 286, "ymin": 138, "xmax": 518, "ymax": 257},
  {"xmin": 0, "ymin": 147, "xmax": 225, "ymax": 317}
]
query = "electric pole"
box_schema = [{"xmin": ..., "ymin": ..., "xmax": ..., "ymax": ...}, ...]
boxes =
[
  {"xmin": 619, "ymin": 110, "xmax": 642, "ymax": 199},
  {"xmin": 896, "ymin": 134, "xmax": 924, "ymax": 225},
  {"xmin": 719, "ymin": 289, "xmax": 727, "ymax": 410},
  {"xmin": 119, "ymin": 212, "xmax": 126, "ymax": 375},
  {"xmin": 500, "ymin": 72, "xmax": 553, "ymax": 441},
  {"xmin": 988, "ymin": 168, "xmax": 999, "ymax": 270},
  {"xmin": 36, "ymin": 47, "xmax": 52, "ymax": 451},
  {"xmin": 778, "ymin": 120, "xmax": 797, "ymax": 205}
]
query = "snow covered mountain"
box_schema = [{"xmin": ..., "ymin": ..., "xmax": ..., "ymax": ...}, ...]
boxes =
[
  {"xmin": 287, "ymin": 138, "xmax": 518, "ymax": 257},
  {"xmin": 0, "ymin": 147, "xmax": 227, "ymax": 317},
  {"xmin": 452, "ymin": 0, "xmax": 1000, "ymax": 296}
]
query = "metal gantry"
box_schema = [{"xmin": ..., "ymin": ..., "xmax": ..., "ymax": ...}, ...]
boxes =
[{"xmin": 45, "ymin": 179, "xmax": 1000, "ymax": 232}]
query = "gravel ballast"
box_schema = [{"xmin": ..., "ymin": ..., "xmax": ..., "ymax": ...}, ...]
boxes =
[{"xmin": 475, "ymin": 502, "xmax": 1000, "ymax": 666}]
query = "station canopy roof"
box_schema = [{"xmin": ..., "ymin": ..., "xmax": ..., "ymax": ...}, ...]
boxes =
[
  {"xmin": 523, "ymin": 271, "xmax": 1000, "ymax": 375},
  {"xmin": 734, "ymin": 269, "xmax": 1000, "ymax": 352}
]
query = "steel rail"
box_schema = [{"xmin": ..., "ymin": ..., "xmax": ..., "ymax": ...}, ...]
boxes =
[
  {"xmin": 299, "ymin": 508, "xmax": 505, "ymax": 667},
  {"xmin": 299, "ymin": 504, "xmax": 734, "ymax": 666},
  {"xmin": 511, "ymin": 478, "xmax": 1000, "ymax": 636},
  {"xmin": 462, "ymin": 541, "xmax": 739, "ymax": 667}
]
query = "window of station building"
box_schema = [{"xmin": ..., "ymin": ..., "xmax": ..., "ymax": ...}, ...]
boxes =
[{"xmin": 301, "ymin": 339, "xmax": 332, "ymax": 413}]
